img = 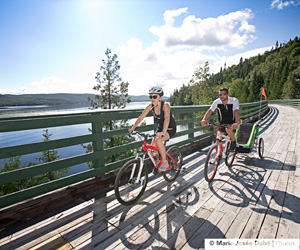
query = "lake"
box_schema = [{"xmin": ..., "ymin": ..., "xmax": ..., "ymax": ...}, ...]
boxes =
[{"xmin": 0, "ymin": 102, "xmax": 190, "ymax": 176}]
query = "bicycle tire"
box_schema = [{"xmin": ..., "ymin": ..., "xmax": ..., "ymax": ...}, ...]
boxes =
[
  {"xmin": 114, "ymin": 159, "xmax": 148, "ymax": 205},
  {"xmin": 258, "ymin": 137, "xmax": 264, "ymax": 158},
  {"xmin": 204, "ymin": 144, "xmax": 220, "ymax": 182},
  {"xmin": 225, "ymin": 150, "xmax": 236, "ymax": 167},
  {"xmin": 163, "ymin": 146, "xmax": 183, "ymax": 182}
]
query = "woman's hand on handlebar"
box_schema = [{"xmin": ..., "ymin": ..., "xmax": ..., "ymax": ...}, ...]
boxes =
[{"xmin": 128, "ymin": 128, "xmax": 134, "ymax": 134}]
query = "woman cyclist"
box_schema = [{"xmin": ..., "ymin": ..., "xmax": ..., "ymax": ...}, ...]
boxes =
[{"xmin": 128, "ymin": 87, "xmax": 176, "ymax": 172}]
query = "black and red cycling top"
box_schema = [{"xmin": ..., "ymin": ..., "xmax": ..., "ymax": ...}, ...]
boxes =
[
  {"xmin": 210, "ymin": 97, "xmax": 240, "ymax": 124},
  {"xmin": 151, "ymin": 101, "xmax": 176, "ymax": 137}
]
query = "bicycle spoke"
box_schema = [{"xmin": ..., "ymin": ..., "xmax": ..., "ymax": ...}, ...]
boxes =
[
  {"xmin": 163, "ymin": 146, "xmax": 183, "ymax": 182},
  {"xmin": 225, "ymin": 150, "xmax": 236, "ymax": 167},
  {"xmin": 114, "ymin": 159, "xmax": 148, "ymax": 205},
  {"xmin": 204, "ymin": 144, "xmax": 219, "ymax": 182}
]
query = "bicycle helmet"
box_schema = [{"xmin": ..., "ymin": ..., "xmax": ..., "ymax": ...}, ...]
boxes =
[{"xmin": 149, "ymin": 87, "xmax": 164, "ymax": 96}]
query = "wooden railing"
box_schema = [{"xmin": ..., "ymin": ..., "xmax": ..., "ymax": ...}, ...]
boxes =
[
  {"xmin": 268, "ymin": 99, "xmax": 300, "ymax": 107},
  {"xmin": 0, "ymin": 101, "xmax": 268, "ymax": 209}
]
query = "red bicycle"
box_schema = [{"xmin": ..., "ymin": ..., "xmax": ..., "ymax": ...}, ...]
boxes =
[
  {"xmin": 114, "ymin": 131, "xmax": 183, "ymax": 205},
  {"xmin": 204, "ymin": 123, "xmax": 236, "ymax": 182}
]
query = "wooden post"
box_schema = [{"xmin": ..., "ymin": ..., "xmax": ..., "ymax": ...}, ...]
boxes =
[
  {"xmin": 188, "ymin": 112, "xmax": 194, "ymax": 140},
  {"xmin": 92, "ymin": 118, "xmax": 104, "ymax": 174}
]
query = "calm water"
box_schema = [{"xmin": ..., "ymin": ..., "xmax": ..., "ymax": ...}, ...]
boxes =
[{"xmin": 0, "ymin": 102, "xmax": 189, "ymax": 176}]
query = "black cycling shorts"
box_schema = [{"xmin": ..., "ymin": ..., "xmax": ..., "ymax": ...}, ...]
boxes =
[{"xmin": 157, "ymin": 127, "xmax": 176, "ymax": 138}]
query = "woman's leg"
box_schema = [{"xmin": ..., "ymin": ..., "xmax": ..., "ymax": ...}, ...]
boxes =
[{"xmin": 155, "ymin": 133, "xmax": 170, "ymax": 161}]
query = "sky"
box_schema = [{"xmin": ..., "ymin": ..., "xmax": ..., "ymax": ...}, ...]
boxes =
[{"xmin": 0, "ymin": 0, "xmax": 299, "ymax": 97}]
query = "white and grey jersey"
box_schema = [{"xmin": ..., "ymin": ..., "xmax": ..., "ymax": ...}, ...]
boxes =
[{"xmin": 210, "ymin": 97, "xmax": 239, "ymax": 124}]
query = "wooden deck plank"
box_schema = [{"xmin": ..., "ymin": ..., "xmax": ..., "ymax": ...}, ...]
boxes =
[
  {"xmin": 258, "ymin": 165, "xmax": 290, "ymax": 238},
  {"xmin": 226, "ymin": 153, "xmax": 283, "ymax": 239},
  {"xmin": 276, "ymin": 174, "xmax": 300, "ymax": 239},
  {"xmin": 121, "ymin": 164, "xmax": 230, "ymax": 250},
  {"xmin": 205, "ymin": 155, "xmax": 273, "ymax": 241},
  {"xmin": 0, "ymin": 199, "xmax": 94, "ymax": 250},
  {"xmin": 72, "ymin": 153, "xmax": 210, "ymax": 249},
  {"xmin": 180, "ymin": 210, "xmax": 225, "ymax": 250}
]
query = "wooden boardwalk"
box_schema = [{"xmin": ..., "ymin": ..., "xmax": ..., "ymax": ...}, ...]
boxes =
[{"xmin": 0, "ymin": 104, "xmax": 299, "ymax": 250}]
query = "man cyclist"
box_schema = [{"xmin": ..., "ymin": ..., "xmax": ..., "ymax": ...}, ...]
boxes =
[
  {"xmin": 201, "ymin": 87, "xmax": 240, "ymax": 151},
  {"xmin": 128, "ymin": 87, "xmax": 176, "ymax": 172}
]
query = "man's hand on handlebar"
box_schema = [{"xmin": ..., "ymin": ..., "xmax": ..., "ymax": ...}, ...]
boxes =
[
  {"xmin": 201, "ymin": 120, "xmax": 208, "ymax": 126},
  {"xmin": 231, "ymin": 123, "xmax": 239, "ymax": 130}
]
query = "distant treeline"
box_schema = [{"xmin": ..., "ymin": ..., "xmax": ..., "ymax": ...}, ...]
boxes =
[
  {"xmin": 171, "ymin": 36, "xmax": 300, "ymax": 105},
  {"xmin": 0, "ymin": 94, "xmax": 152, "ymax": 106}
]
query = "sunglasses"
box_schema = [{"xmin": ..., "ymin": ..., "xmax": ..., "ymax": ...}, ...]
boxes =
[
  {"xmin": 219, "ymin": 93, "xmax": 227, "ymax": 97},
  {"xmin": 149, "ymin": 95, "xmax": 159, "ymax": 99}
]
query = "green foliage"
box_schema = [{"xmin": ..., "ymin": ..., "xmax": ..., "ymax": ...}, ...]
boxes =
[
  {"xmin": 88, "ymin": 48, "xmax": 131, "ymax": 110},
  {"xmin": 36, "ymin": 129, "xmax": 69, "ymax": 181},
  {"xmin": 171, "ymin": 62, "xmax": 219, "ymax": 105},
  {"xmin": 0, "ymin": 94, "xmax": 93, "ymax": 106},
  {"xmin": 0, "ymin": 129, "xmax": 67, "ymax": 196},
  {"xmin": 171, "ymin": 36, "xmax": 300, "ymax": 105},
  {"xmin": 85, "ymin": 48, "xmax": 134, "ymax": 166}
]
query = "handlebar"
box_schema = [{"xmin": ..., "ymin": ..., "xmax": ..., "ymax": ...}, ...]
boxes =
[{"xmin": 130, "ymin": 131, "xmax": 157, "ymax": 140}]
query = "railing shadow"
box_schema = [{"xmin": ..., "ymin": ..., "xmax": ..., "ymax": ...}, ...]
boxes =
[
  {"xmin": 259, "ymin": 106, "xmax": 279, "ymax": 135},
  {"xmin": 208, "ymin": 155, "xmax": 299, "ymax": 225},
  {"xmin": 0, "ymin": 199, "xmax": 95, "ymax": 249},
  {"xmin": 81, "ymin": 147, "xmax": 225, "ymax": 249},
  {"xmin": 0, "ymin": 147, "xmax": 215, "ymax": 249}
]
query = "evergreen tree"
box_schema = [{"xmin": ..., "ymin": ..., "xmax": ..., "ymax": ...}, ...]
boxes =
[
  {"xmin": 189, "ymin": 62, "xmax": 217, "ymax": 105},
  {"xmin": 86, "ymin": 48, "xmax": 134, "ymax": 165},
  {"xmin": 36, "ymin": 129, "xmax": 68, "ymax": 181},
  {"xmin": 0, "ymin": 129, "xmax": 66, "ymax": 196},
  {"xmin": 170, "ymin": 36, "xmax": 300, "ymax": 105},
  {"xmin": 282, "ymin": 66, "xmax": 300, "ymax": 98}
]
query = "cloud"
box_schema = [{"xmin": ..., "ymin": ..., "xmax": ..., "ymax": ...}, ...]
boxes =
[
  {"xmin": 270, "ymin": 0, "xmax": 300, "ymax": 9},
  {"xmin": 115, "ymin": 8, "xmax": 264, "ymax": 96},
  {"xmin": 0, "ymin": 76, "xmax": 96, "ymax": 95},
  {"xmin": 149, "ymin": 8, "xmax": 256, "ymax": 51},
  {"xmin": 163, "ymin": 7, "xmax": 188, "ymax": 25},
  {"xmin": 1, "ymin": 7, "xmax": 269, "ymax": 97},
  {"xmin": 0, "ymin": 87, "xmax": 30, "ymax": 95},
  {"xmin": 115, "ymin": 41, "xmax": 271, "ymax": 96}
]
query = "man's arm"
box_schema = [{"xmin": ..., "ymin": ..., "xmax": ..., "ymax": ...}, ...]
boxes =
[
  {"xmin": 201, "ymin": 109, "xmax": 213, "ymax": 126},
  {"xmin": 232, "ymin": 109, "xmax": 240, "ymax": 129}
]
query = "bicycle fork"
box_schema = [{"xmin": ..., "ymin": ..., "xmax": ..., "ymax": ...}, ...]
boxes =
[
  {"xmin": 130, "ymin": 153, "xmax": 146, "ymax": 185},
  {"xmin": 216, "ymin": 138, "xmax": 230, "ymax": 159}
]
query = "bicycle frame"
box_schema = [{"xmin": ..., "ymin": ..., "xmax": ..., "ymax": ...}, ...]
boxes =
[
  {"xmin": 114, "ymin": 131, "xmax": 183, "ymax": 205},
  {"xmin": 132, "ymin": 139, "xmax": 179, "ymax": 183},
  {"xmin": 215, "ymin": 129, "xmax": 231, "ymax": 159},
  {"xmin": 204, "ymin": 123, "xmax": 237, "ymax": 182}
]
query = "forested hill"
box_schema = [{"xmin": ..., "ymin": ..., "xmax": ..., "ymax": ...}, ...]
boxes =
[
  {"xmin": 171, "ymin": 36, "xmax": 300, "ymax": 105},
  {"xmin": 0, "ymin": 94, "xmax": 151, "ymax": 106}
]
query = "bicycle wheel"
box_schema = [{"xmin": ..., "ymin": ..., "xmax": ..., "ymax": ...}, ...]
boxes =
[
  {"xmin": 204, "ymin": 144, "xmax": 220, "ymax": 183},
  {"xmin": 114, "ymin": 159, "xmax": 148, "ymax": 205},
  {"xmin": 258, "ymin": 137, "xmax": 264, "ymax": 158},
  {"xmin": 225, "ymin": 150, "xmax": 236, "ymax": 167},
  {"xmin": 163, "ymin": 146, "xmax": 183, "ymax": 182}
]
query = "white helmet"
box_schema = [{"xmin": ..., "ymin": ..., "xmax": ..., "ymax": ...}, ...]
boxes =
[{"xmin": 149, "ymin": 87, "xmax": 164, "ymax": 96}]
